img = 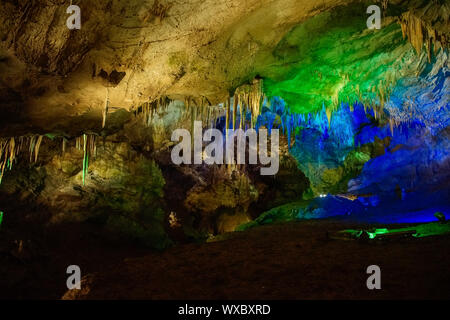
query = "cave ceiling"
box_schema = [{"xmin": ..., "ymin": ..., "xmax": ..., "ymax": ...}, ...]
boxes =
[{"xmin": 0, "ymin": 0, "xmax": 448, "ymax": 136}]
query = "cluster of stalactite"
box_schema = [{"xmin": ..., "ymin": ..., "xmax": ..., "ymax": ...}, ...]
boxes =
[
  {"xmin": 0, "ymin": 135, "xmax": 44, "ymax": 184},
  {"xmin": 182, "ymin": 79, "xmax": 264, "ymax": 137},
  {"xmin": 135, "ymin": 96, "xmax": 172, "ymax": 126},
  {"xmin": 175, "ymin": 80, "xmax": 266, "ymax": 172},
  {"xmin": 0, "ymin": 133, "xmax": 99, "ymax": 186},
  {"xmin": 75, "ymin": 134, "xmax": 97, "ymax": 185},
  {"xmin": 227, "ymin": 79, "xmax": 264, "ymax": 131},
  {"xmin": 254, "ymin": 93, "xmax": 416, "ymax": 152},
  {"xmin": 399, "ymin": 9, "xmax": 448, "ymax": 62},
  {"xmin": 354, "ymin": 79, "xmax": 392, "ymax": 111},
  {"xmin": 224, "ymin": 79, "xmax": 265, "ymax": 171},
  {"xmin": 185, "ymin": 96, "xmax": 213, "ymax": 125},
  {"xmin": 307, "ymin": 75, "xmax": 395, "ymax": 130},
  {"xmin": 184, "ymin": 96, "xmax": 218, "ymax": 147},
  {"xmin": 178, "ymin": 77, "xmax": 396, "ymax": 155},
  {"xmin": 385, "ymin": 95, "xmax": 433, "ymax": 131}
]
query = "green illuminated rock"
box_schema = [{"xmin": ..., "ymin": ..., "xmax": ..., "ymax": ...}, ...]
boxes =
[{"xmin": 259, "ymin": 4, "xmax": 416, "ymax": 114}]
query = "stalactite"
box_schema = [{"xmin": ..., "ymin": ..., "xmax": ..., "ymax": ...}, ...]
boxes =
[
  {"xmin": 8, "ymin": 138, "xmax": 15, "ymax": 170},
  {"xmin": 251, "ymin": 79, "xmax": 263, "ymax": 126},
  {"xmin": 202, "ymin": 97, "xmax": 209, "ymax": 123},
  {"xmin": 267, "ymin": 113, "xmax": 276, "ymax": 136},
  {"xmin": 234, "ymin": 94, "xmax": 240, "ymax": 130},
  {"xmin": 0, "ymin": 138, "xmax": 16, "ymax": 183},
  {"xmin": 29, "ymin": 136, "xmax": 36, "ymax": 163},
  {"xmin": 187, "ymin": 97, "xmax": 194, "ymax": 147},
  {"xmin": 286, "ymin": 115, "xmax": 292, "ymax": 150},
  {"xmin": 241, "ymin": 94, "xmax": 247, "ymax": 129},
  {"xmin": 0, "ymin": 134, "xmax": 48, "ymax": 184},
  {"xmin": 135, "ymin": 96, "xmax": 173, "ymax": 127},
  {"xmin": 225, "ymin": 98, "xmax": 229, "ymax": 133},
  {"xmin": 232, "ymin": 97, "xmax": 237, "ymax": 131},
  {"xmin": 82, "ymin": 134, "xmax": 88, "ymax": 186},
  {"xmin": 0, "ymin": 133, "xmax": 101, "ymax": 186},
  {"xmin": 73, "ymin": 133, "xmax": 97, "ymax": 186},
  {"xmin": 233, "ymin": 79, "xmax": 263, "ymax": 129},
  {"xmin": 207, "ymin": 105, "xmax": 211, "ymax": 128},
  {"xmin": 102, "ymin": 88, "xmax": 109, "ymax": 128},
  {"xmin": 145, "ymin": 102, "xmax": 150, "ymax": 126},
  {"xmin": 400, "ymin": 9, "xmax": 448, "ymax": 63},
  {"xmin": 76, "ymin": 136, "xmax": 82, "ymax": 150},
  {"xmin": 389, "ymin": 118, "xmax": 394, "ymax": 136},
  {"xmin": 62, "ymin": 138, "xmax": 66, "ymax": 155},
  {"xmin": 227, "ymin": 96, "xmax": 232, "ymax": 129},
  {"xmin": 325, "ymin": 108, "xmax": 332, "ymax": 128},
  {"xmin": 34, "ymin": 136, "xmax": 43, "ymax": 163}
]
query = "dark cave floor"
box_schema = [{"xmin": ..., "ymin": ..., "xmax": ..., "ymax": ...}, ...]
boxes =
[{"xmin": 2, "ymin": 216, "xmax": 450, "ymax": 300}]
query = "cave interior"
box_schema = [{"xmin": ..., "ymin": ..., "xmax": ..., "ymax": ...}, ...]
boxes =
[{"xmin": 0, "ymin": 0, "xmax": 449, "ymax": 300}]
